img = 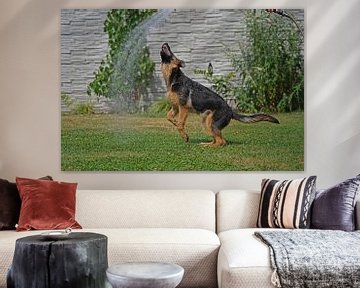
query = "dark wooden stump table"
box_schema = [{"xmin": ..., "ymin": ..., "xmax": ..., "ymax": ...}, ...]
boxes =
[{"xmin": 7, "ymin": 232, "xmax": 108, "ymax": 288}]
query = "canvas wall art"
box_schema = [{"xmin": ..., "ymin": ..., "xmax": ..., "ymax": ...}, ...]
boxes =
[{"xmin": 61, "ymin": 9, "xmax": 304, "ymax": 171}]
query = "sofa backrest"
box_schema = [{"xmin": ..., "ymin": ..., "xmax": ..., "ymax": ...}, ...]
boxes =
[
  {"xmin": 76, "ymin": 190, "xmax": 216, "ymax": 231},
  {"xmin": 217, "ymin": 190, "xmax": 360, "ymax": 233},
  {"xmin": 216, "ymin": 190, "xmax": 260, "ymax": 233}
]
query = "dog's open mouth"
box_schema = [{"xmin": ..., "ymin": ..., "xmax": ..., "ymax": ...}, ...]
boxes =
[{"xmin": 161, "ymin": 43, "xmax": 172, "ymax": 57}]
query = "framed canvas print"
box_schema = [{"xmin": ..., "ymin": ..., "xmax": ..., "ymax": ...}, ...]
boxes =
[{"xmin": 61, "ymin": 9, "xmax": 304, "ymax": 171}]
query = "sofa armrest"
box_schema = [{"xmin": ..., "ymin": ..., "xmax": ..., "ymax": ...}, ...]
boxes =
[{"xmin": 356, "ymin": 200, "xmax": 360, "ymax": 230}]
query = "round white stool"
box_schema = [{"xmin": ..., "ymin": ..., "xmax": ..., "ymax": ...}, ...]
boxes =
[{"xmin": 106, "ymin": 262, "xmax": 184, "ymax": 288}]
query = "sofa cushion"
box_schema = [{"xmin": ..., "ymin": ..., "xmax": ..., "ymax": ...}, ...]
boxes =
[
  {"xmin": 257, "ymin": 176, "xmax": 317, "ymax": 229},
  {"xmin": 311, "ymin": 174, "xmax": 360, "ymax": 231},
  {"xmin": 0, "ymin": 228, "xmax": 220, "ymax": 288},
  {"xmin": 216, "ymin": 190, "xmax": 260, "ymax": 233},
  {"xmin": 218, "ymin": 228, "xmax": 277, "ymax": 288},
  {"xmin": 16, "ymin": 177, "xmax": 82, "ymax": 231},
  {"xmin": 76, "ymin": 190, "xmax": 216, "ymax": 231},
  {"xmin": 103, "ymin": 228, "xmax": 219, "ymax": 288}
]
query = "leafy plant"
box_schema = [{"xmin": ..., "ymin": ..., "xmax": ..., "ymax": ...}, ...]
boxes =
[
  {"xmin": 87, "ymin": 9, "xmax": 156, "ymax": 98},
  {"xmin": 61, "ymin": 94, "xmax": 94, "ymax": 115},
  {"xmin": 194, "ymin": 69, "xmax": 236, "ymax": 99},
  {"xmin": 195, "ymin": 10, "xmax": 303, "ymax": 113},
  {"xmin": 61, "ymin": 94, "xmax": 74, "ymax": 109},
  {"xmin": 146, "ymin": 99, "xmax": 171, "ymax": 116},
  {"xmin": 73, "ymin": 102, "xmax": 95, "ymax": 115}
]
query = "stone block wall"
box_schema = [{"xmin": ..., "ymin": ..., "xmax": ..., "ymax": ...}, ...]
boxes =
[{"xmin": 61, "ymin": 9, "xmax": 110, "ymax": 112}]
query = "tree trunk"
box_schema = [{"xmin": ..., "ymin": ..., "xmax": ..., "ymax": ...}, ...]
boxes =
[{"xmin": 7, "ymin": 232, "xmax": 108, "ymax": 288}]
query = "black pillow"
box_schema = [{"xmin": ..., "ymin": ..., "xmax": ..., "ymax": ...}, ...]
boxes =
[
  {"xmin": 311, "ymin": 174, "xmax": 360, "ymax": 231},
  {"xmin": 0, "ymin": 179, "xmax": 20, "ymax": 230},
  {"xmin": 0, "ymin": 176, "xmax": 53, "ymax": 230}
]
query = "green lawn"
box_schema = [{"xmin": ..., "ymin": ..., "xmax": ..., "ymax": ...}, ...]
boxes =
[{"xmin": 61, "ymin": 112, "xmax": 304, "ymax": 171}]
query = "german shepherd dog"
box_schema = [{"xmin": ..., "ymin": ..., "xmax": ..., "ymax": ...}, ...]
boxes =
[{"xmin": 160, "ymin": 43, "xmax": 279, "ymax": 146}]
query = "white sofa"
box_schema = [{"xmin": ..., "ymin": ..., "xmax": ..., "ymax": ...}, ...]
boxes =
[
  {"xmin": 1, "ymin": 189, "xmax": 359, "ymax": 288},
  {"xmin": 0, "ymin": 190, "xmax": 219, "ymax": 288}
]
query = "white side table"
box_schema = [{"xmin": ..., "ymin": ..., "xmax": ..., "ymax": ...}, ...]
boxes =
[{"xmin": 106, "ymin": 262, "xmax": 184, "ymax": 288}]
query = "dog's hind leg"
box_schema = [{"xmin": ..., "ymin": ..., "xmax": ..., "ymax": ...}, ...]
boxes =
[
  {"xmin": 213, "ymin": 111, "xmax": 232, "ymax": 146},
  {"xmin": 167, "ymin": 105, "xmax": 178, "ymax": 127},
  {"xmin": 212, "ymin": 129, "xmax": 226, "ymax": 146},
  {"xmin": 201, "ymin": 111, "xmax": 231, "ymax": 147},
  {"xmin": 201, "ymin": 129, "xmax": 226, "ymax": 147},
  {"xmin": 177, "ymin": 106, "xmax": 189, "ymax": 142},
  {"xmin": 201, "ymin": 111, "xmax": 215, "ymax": 145}
]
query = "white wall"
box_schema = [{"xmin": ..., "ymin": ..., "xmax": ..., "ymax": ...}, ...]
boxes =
[{"xmin": 0, "ymin": 0, "xmax": 359, "ymax": 190}]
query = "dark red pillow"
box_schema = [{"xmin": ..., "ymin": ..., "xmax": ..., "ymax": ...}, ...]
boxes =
[
  {"xmin": 0, "ymin": 176, "xmax": 53, "ymax": 230},
  {"xmin": 16, "ymin": 177, "xmax": 82, "ymax": 231}
]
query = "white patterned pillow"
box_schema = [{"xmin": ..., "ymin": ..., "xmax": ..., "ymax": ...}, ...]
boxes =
[{"xmin": 257, "ymin": 176, "xmax": 317, "ymax": 229}]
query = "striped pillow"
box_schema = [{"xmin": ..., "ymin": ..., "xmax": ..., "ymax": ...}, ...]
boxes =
[{"xmin": 257, "ymin": 176, "xmax": 317, "ymax": 229}]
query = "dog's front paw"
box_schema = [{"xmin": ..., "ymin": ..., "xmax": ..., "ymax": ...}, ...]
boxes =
[{"xmin": 183, "ymin": 134, "xmax": 189, "ymax": 142}]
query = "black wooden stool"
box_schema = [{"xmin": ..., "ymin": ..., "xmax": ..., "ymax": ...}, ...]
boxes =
[{"xmin": 7, "ymin": 232, "xmax": 108, "ymax": 288}]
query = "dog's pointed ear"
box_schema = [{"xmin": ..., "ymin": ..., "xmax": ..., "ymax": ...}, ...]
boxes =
[{"xmin": 179, "ymin": 60, "xmax": 186, "ymax": 68}]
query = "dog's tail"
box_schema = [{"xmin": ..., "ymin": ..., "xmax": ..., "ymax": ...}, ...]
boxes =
[{"xmin": 232, "ymin": 112, "xmax": 280, "ymax": 124}]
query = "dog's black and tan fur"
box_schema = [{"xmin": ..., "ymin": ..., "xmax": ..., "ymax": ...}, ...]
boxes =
[{"xmin": 160, "ymin": 43, "xmax": 279, "ymax": 146}]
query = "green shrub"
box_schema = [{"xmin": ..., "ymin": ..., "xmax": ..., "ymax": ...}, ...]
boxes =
[
  {"xmin": 195, "ymin": 10, "xmax": 303, "ymax": 113},
  {"xmin": 61, "ymin": 94, "xmax": 95, "ymax": 115},
  {"xmin": 87, "ymin": 9, "xmax": 156, "ymax": 98},
  {"xmin": 61, "ymin": 94, "xmax": 74, "ymax": 109},
  {"xmin": 73, "ymin": 102, "xmax": 95, "ymax": 115},
  {"xmin": 109, "ymin": 45, "xmax": 156, "ymax": 114},
  {"xmin": 146, "ymin": 99, "xmax": 171, "ymax": 116}
]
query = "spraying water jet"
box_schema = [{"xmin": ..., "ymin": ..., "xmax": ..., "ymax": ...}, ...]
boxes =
[{"xmin": 108, "ymin": 9, "xmax": 173, "ymax": 114}]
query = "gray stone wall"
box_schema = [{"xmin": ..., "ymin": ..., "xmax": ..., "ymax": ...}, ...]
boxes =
[
  {"xmin": 61, "ymin": 9, "xmax": 110, "ymax": 112},
  {"xmin": 61, "ymin": 9, "xmax": 304, "ymax": 113}
]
